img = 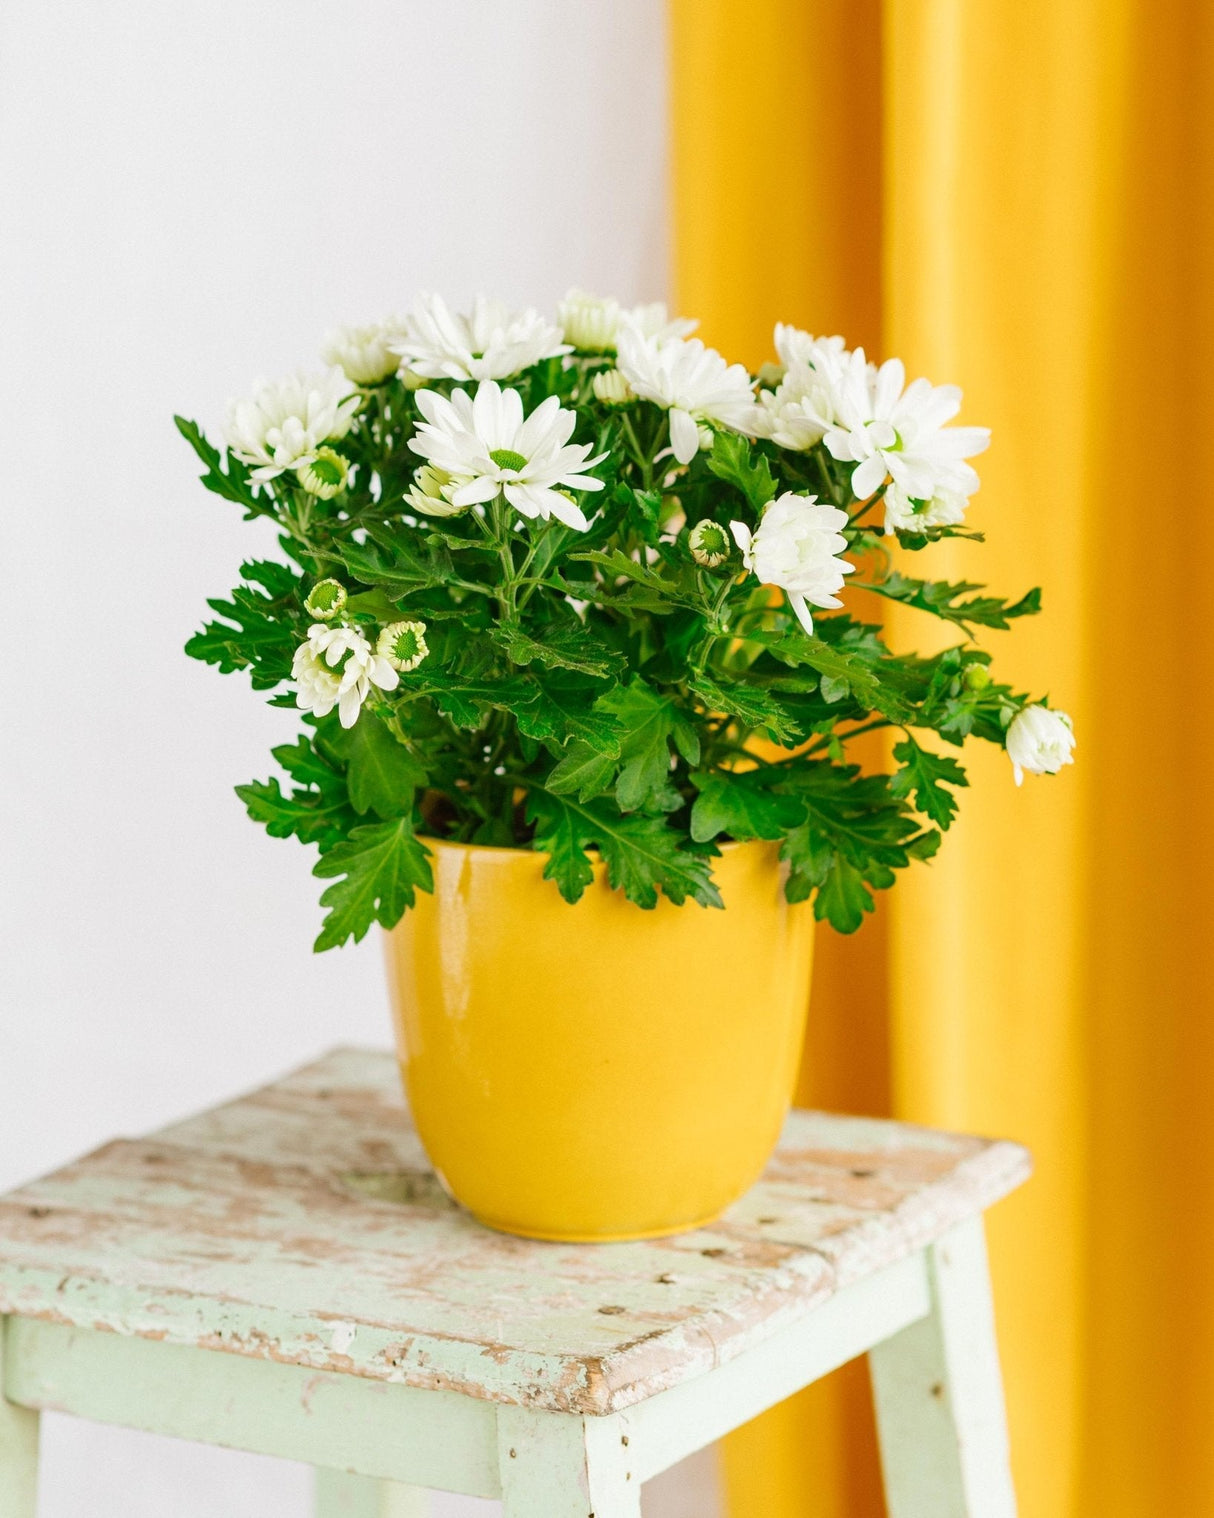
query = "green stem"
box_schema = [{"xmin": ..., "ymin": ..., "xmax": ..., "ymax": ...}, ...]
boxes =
[{"xmin": 689, "ymin": 574, "xmax": 739, "ymax": 676}]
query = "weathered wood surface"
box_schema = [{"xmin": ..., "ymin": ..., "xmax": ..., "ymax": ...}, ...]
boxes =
[{"xmin": 0, "ymin": 1048, "xmax": 1029, "ymax": 1416}]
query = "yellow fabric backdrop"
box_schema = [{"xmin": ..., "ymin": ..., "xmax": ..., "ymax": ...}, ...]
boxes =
[{"xmin": 669, "ymin": 1, "xmax": 1214, "ymax": 1513}]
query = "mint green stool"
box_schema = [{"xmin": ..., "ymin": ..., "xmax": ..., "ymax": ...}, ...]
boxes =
[{"xmin": 0, "ymin": 1049, "xmax": 1028, "ymax": 1516}]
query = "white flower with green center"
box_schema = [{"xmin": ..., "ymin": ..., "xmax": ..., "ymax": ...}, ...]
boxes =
[
  {"xmin": 391, "ymin": 294, "xmax": 568, "ymax": 383},
  {"xmin": 558, "ymin": 289, "xmax": 696, "ymax": 354},
  {"xmin": 408, "ymin": 380, "xmax": 606, "ymax": 532},
  {"xmin": 591, "ymin": 368, "xmax": 635, "ymax": 405},
  {"xmin": 292, "ymin": 623, "xmax": 398, "ymax": 728},
  {"xmin": 405, "ymin": 464, "xmax": 466, "ymax": 518},
  {"xmin": 616, "ymin": 326, "xmax": 756, "ymax": 466},
  {"xmin": 729, "ymin": 492, "xmax": 853, "ymax": 635},
  {"xmin": 822, "ymin": 350, "xmax": 990, "ymax": 501},
  {"xmin": 296, "ymin": 447, "xmax": 349, "ymax": 499},
  {"xmin": 304, "ymin": 578, "xmax": 347, "ymax": 621},
  {"xmin": 688, "ymin": 519, "xmax": 730, "ymax": 567},
  {"xmin": 883, "ymin": 483, "xmax": 970, "ymax": 536},
  {"xmin": 377, "ymin": 620, "xmax": 429, "ymax": 672},
  {"xmin": 320, "ymin": 320, "xmax": 407, "ymax": 386},
  {"xmin": 225, "ymin": 368, "xmax": 359, "ymax": 482},
  {"xmin": 1006, "ymin": 704, "xmax": 1075, "ymax": 786}
]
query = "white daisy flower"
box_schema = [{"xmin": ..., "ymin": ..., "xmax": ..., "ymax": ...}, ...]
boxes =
[
  {"xmin": 616, "ymin": 327, "xmax": 756, "ymax": 466},
  {"xmin": 408, "ymin": 380, "xmax": 606, "ymax": 532},
  {"xmin": 225, "ymin": 369, "xmax": 359, "ymax": 482},
  {"xmin": 729, "ymin": 492, "xmax": 853, "ymax": 635},
  {"xmin": 558, "ymin": 289, "xmax": 697, "ymax": 354},
  {"xmin": 1006, "ymin": 705, "xmax": 1075, "ymax": 786},
  {"xmin": 773, "ymin": 324, "xmax": 848, "ymax": 371},
  {"xmin": 321, "ymin": 320, "xmax": 407, "ymax": 386},
  {"xmin": 883, "ymin": 483, "xmax": 970, "ymax": 536},
  {"xmin": 752, "ymin": 363, "xmax": 836, "ymax": 451},
  {"xmin": 404, "ymin": 464, "xmax": 466, "ymax": 518},
  {"xmin": 391, "ymin": 294, "xmax": 568, "ymax": 383},
  {"xmin": 292, "ymin": 623, "xmax": 399, "ymax": 729},
  {"xmin": 822, "ymin": 350, "xmax": 990, "ymax": 501}
]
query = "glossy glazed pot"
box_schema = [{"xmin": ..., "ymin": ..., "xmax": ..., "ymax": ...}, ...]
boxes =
[{"xmin": 384, "ymin": 837, "xmax": 814, "ymax": 1241}]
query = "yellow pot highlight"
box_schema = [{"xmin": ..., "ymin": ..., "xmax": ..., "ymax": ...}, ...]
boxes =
[{"xmin": 384, "ymin": 837, "xmax": 815, "ymax": 1241}]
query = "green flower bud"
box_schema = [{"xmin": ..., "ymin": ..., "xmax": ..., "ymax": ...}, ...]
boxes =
[
  {"xmin": 591, "ymin": 368, "xmax": 635, "ymax": 406},
  {"xmin": 377, "ymin": 619, "xmax": 429, "ymax": 672},
  {"xmin": 304, "ymin": 578, "xmax": 348, "ymax": 621},
  {"xmin": 964, "ymin": 663, "xmax": 992, "ymax": 691},
  {"xmin": 296, "ymin": 447, "xmax": 349, "ymax": 499},
  {"xmin": 689, "ymin": 519, "xmax": 730, "ymax": 568}
]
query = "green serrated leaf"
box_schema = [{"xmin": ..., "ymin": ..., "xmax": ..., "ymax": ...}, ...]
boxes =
[
  {"xmin": 523, "ymin": 789, "xmax": 598, "ymax": 903},
  {"xmin": 546, "ymin": 739, "xmax": 622, "ymax": 802},
  {"xmin": 568, "ymin": 548, "xmax": 698, "ymax": 610},
  {"xmin": 175, "ymin": 416, "xmax": 261, "ymax": 511},
  {"xmin": 706, "ymin": 431, "xmax": 777, "ymax": 509},
  {"xmin": 346, "ymin": 713, "xmax": 426, "ymax": 818},
  {"xmin": 519, "ymin": 669, "xmax": 621, "ymax": 752},
  {"xmin": 890, "ymin": 735, "xmax": 968, "ymax": 829},
  {"xmin": 598, "ymin": 679, "xmax": 699, "ymax": 811},
  {"xmin": 525, "ymin": 789, "xmax": 721, "ymax": 910},
  {"xmin": 234, "ymin": 777, "xmax": 354, "ymax": 849},
  {"xmin": 311, "ymin": 818, "xmax": 433, "ymax": 950},
  {"xmin": 779, "ymin": 822, "xmax": 832, "ymax": 904},
  {"xmin": 340, "ymin": 539, "xmax": 447, "ymax": 596},
  {"xmin": 186, "ymin": 563, "xmax": 302, "ymax": 689},
  {"xmin": 496, "ymin": 620, "xmax": 623, "ymax": 679},
  {"xmin": 689, "ymin": 770, "xmax": 807, "ymax": 843},
  {"xmin": 867, "ymin": 572, "xmax": 1043, "ymax": 632},
  {"xmin": 271, "ymin": 736, "xmax": 338, "ymax": 789},
  {"xmin": 691, "ymin": 674, "xmax": 802, "ymax": 745},
  {"xmin": 813, "ymin": 853, "xmax": 873, "ymax": 933}
]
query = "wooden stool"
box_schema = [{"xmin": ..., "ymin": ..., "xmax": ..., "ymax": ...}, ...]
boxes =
[{"xmin": 0, "ymin": 1049, "xmax": 1029, "ymax": 1517}]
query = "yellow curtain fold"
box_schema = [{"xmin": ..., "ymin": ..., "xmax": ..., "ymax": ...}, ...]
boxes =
[{"xmin": 669, "ymin": 1, "xmax": 1214, "ymax": 1513}]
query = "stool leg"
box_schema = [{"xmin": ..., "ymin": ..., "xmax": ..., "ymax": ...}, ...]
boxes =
[
  {"xmin": 0, "ymin": 1320, "xmax": 39, "ymax": 1518},
  {"xmin": 869, "ymin": 1217, "xmax": 1017, "ymax": 1518},
  {"xmin": 314, "ymin": 1470, "xmax": 429, "ymax": 1517},
  {"xmin": 498, "ymin": 1408, "xmax": 642, "ymax": 1518}
]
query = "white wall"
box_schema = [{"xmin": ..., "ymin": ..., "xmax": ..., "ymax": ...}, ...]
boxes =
[{"xmin": 0, "ymin": 4, "xmax": 721, "ymax": 1514}]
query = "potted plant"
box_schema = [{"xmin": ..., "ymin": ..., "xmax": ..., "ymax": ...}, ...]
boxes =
[{"xmin": 180, "ymin": 290, "xmax": 1074, "ymax": 1241}]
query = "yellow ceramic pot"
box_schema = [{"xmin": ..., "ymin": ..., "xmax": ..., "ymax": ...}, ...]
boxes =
[{"xmin": 384, "ymin": 837, "xmax": 814, "ymax": 1241}]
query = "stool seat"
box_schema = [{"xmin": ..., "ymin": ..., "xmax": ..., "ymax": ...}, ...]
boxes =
[{"xmin": 0, "ymin": 1048, "xmax": 1032, "ymax": 1517}]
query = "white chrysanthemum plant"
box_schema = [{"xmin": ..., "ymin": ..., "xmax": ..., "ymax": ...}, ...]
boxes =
[{"xmin": 179, "ymin": 291, "xmax": 1073, "ymax": 950}]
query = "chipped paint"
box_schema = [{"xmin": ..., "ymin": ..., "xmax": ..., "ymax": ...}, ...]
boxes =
[{"xmin": 0, "ymin": 1048, "xmax": 1030, "ymax": 1416}]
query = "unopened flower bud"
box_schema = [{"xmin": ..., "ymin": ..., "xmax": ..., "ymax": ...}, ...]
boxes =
[
  {"xmin": 689, "ymin": 519, "xmax": 730, "ymax": 568},
  {"xmin": 406, "ymin": 463, "xmax": 465, "ymax": 518},
  {"xmin": 560, "ymin": 290, "xmax": 621, "ymax": 353},
  {"xmin": 592, "ymin": 368, "xmax": 635, "ymax": 406},
  {"xmin": 1006, "ymin": 704, "xmax": 1076, "ymax": 786},
  {"xmin": 304, "ymin": 578, "xmax": 348, "ymax": 620},
  {"xmin": 963, "ymin": 663, "xmax": 992, "ymax": 691},
  {"xmin": 376, "ymin": 619, "xmax": 429, "ymax": 672},
  {"xmin": 296, "ymin": 447, "xmax": 349, "ymax": 499}
]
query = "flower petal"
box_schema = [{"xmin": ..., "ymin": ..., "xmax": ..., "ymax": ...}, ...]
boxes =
[{"xmin": 669, "ymin": 407, "xmax": 700, "ymax": 465}]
